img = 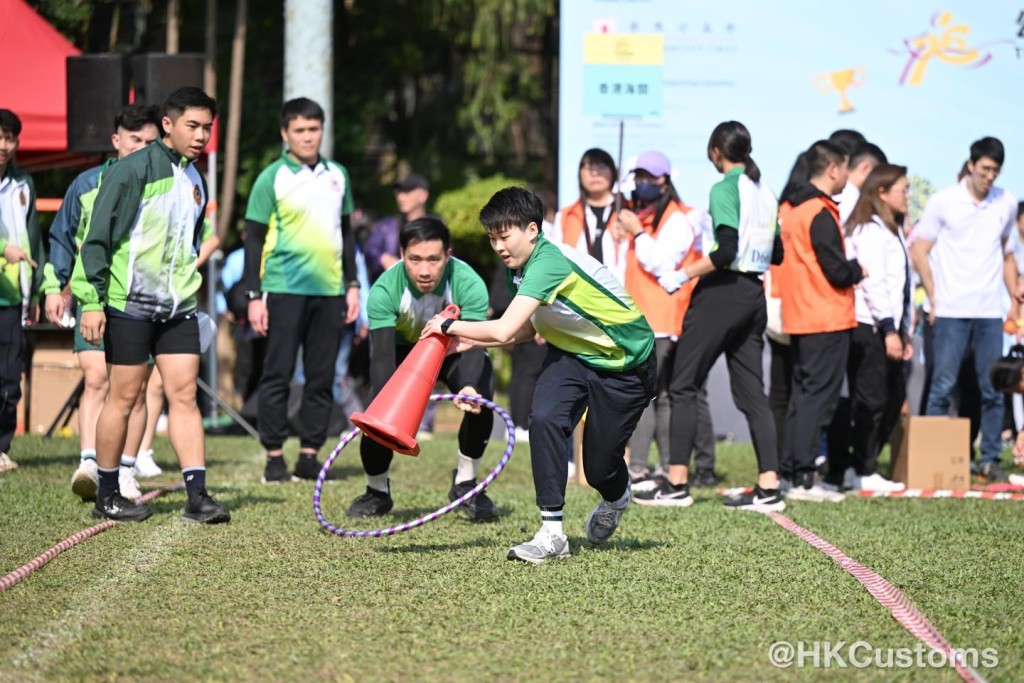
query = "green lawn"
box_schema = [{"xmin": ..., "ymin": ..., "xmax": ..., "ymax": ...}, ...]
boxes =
[{"xmin": 1, "ymin": 429, "xmax": 1022, "ymax": 682}]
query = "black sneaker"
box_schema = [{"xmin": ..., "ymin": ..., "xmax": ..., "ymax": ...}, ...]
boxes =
[
  {"xmin": 92, "ymin": 492, "xmax": 154, "ymax": 522},
  {"xmin": 182, "ymin": 488, "xmax": 231, "ymax": 524},
  {"xmin": 448, "ymin": 470, "xmax": 498, "ymax": 522},
  {"xmin": 691, "ymin": 469, "xmax": 722, "ymax": 488},
  {"xmin": 980, "ymin": 461, "xmax": 1009, "ymax": 483},
  {"xmin": 261, "ymin": 457, "xmax": 296, "ymax": 484},
  {"xmin": 294, "ymin": 456, "xmax": 345, "ymax": 481},
  {"xmin": 723, "ymin": 484, "xmax": 785, "ymax": 512},
  {"xmin": 633, "ymin": 477, "xmax": 694, "ymax": 507},
  {"xmin": 346, "ymin": 487, "xmax": 394, "ymax": 518}
]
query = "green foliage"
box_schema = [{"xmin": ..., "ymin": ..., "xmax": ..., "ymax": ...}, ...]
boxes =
[{"xmin": 433, "ymin": 173, "xmax": 528, "ymax": 268}]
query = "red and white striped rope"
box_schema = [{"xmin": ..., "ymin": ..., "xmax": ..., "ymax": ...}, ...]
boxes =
[
  {"xmin": 767, "ymin": 512, "xmax": 987, "ymax": 683},
  {"xmin": 853, "ymin": 489, "xmax": 1024, "ymax": 501},
  {"xmin": 0, "ymin": 484, "xmax": 183, "ymax": 593}
]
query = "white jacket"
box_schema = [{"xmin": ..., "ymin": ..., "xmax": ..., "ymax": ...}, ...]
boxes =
[{"xmin": 846, "ymin": 216, "xmax": 910, "ymax": 335}]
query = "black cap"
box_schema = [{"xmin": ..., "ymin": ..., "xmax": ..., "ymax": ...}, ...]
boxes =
[{"xmin": 393, "ymin": 172, "xmax": 430, "ymax": 192}]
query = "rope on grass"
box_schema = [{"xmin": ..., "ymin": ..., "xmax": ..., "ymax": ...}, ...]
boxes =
[
  {"xmin": 767, "ymin": 512, "xmax": 987, "ymax": 683},
  {"xmin": 314, "ymin": 394, "xmax": 516, "ymax": 538},
  {"xmin": 719, "ymin": 486, "xmax": 1024, "ymax": 501},
  {"xmin": 0, "ymin": 484, "xmax": 183, "ymax": 593}
]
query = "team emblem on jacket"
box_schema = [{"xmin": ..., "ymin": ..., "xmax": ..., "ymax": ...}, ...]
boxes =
[
  {"xmin": 331, "ymin": 178, "xmax": 342, "ymax": 194},
  {"xmin": 19, "ymin": 189, "xmax": 26, "ymax": 206},
  {"xmin": 193, "ymin": 184, "xmax": 202, "ymax": 206}
]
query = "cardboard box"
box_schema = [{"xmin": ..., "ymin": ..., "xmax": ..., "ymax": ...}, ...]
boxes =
[
  {"xmin": 29, "ymin": 346, "xmax": 83, "ymax": 435},
  {"xmin": 890, "ymin": 416, "xmax": 970, "ymax": 490}
]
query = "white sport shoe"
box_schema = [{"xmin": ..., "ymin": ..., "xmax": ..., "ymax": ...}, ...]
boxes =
[
  {"xmin": 787, "ymin": 483, "xmax": 846, "ymax": 503},
  {"xmin": 1009, "ymin": 473, "xmax": 1024, "ymax": 487},
  {"xmin": 586, "ymin": 488, "xmax": 630, "ymax": 545},
  {"xmin": 119, "ymin": 467, "xmax": 143, "ymax": 501},
  {"xmin": 71, "ymin": 459, "xmax": 99, "ymax": 501},
  {"xmin": 507, "ymin": 527, "xmax": 571, "ymax": 564},
  {"xmin": 0, "ymin": 452, "xmax": 18, "ymax": 473},
  {"xmin": 134, "ymin": 449, "xmax": 163, "ymax": 478},
  {"xmin": 853, "ymin": 473, "xmax": 905, "ymax": 492}
]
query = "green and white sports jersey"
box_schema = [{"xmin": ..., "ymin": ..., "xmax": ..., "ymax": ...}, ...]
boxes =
[
  {"xmin": 368, "ymin": 257, "xmax": 488, "ymax": 345},
  {"xmin": 513, "ymin": 234, "xmax": 653, "ymax": 371},
  {"xmin": 708, "ymin": 166, "xmax": 778, "ymax": 274},
  {"xmin": 245, "ymin": 153, "xmax": 354, "ymax": 296},
  {"xmin": 72, "ymin": 141, "xmax": 207, "ymax": 320},
  {"xmin": 0, "ymin": 163, "xmax": 42, "ymax": 308}
]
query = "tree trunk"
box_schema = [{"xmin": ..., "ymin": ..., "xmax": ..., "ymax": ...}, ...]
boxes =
[
  {"xmin": 166, "ymin": 0, "xmax": 180, "ymax": 54},
  {"xmin": 218, "ymin": 0, "xmax": 248, "ymax": 237}
]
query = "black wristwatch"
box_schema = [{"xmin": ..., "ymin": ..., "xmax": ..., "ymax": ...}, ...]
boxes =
[
  {"xmin": 440, "ymin": 317, "xmax": 456, "ymax": 336},
  {"xmin": 244, "ymin": 290, "xmax": 262, "ymax": 301}
]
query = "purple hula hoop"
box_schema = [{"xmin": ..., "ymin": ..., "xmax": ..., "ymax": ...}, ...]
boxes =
[{"xmin": 313, "ymin": 393, "xmax": 516, "ymax": 538}]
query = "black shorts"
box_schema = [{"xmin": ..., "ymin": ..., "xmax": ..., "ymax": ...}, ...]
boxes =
[{"xmin": 105, "ymin": 315, "xmax": 200, "ymax": 366}]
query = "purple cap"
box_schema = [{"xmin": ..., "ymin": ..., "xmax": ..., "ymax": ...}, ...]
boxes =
[{"xmin": 633, "ymin": 151, "xmax": 671, "ymax": 177}]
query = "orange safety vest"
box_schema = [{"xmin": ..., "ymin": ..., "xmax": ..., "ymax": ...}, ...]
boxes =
[
  {"xmin": 774, "ymin": 196, "xmax": 855, "ymax": 335},
  {"xmin": 558, "ymin": 200, "xmax": 617, "ymax": 253},
  {"xmin": 623, "ymin": 200, "xmax": 696, "ymax": 337}
]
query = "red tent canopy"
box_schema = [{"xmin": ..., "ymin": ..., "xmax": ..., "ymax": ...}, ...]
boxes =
[{"xmin": 1, "ymin": 0, "xmax": 81, "ymax": 151}]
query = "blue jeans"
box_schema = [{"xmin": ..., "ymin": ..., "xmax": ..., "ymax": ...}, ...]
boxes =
[{"xmin": 925, "ymin": 318, "xmax": 1003, "ymax": 464}]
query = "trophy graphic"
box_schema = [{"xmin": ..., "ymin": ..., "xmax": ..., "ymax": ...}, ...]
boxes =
[{"xmin": 815, "ymin": 67, "xmax": 865, "ymax": 114}]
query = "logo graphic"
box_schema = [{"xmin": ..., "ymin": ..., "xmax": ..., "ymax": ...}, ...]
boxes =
[
  {"xmin": 814, "ymin": 67, "xmax": 865, "ymax": 114},
  {"xmin": 19, "ymin": 189, "xmax": 26, "ymax": 206},
  {"xmin": 895, "ymin": 11, "xmax": 1008, "ymax": 86},
  {"xmin": 193, "ymin": 184, "xmax": 202, "ymax": 206}
]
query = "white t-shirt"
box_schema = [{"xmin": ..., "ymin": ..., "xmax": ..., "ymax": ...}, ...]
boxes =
[{"xmin": 914, "ymin": 179, "xmax": 1016, "ymax": 319}]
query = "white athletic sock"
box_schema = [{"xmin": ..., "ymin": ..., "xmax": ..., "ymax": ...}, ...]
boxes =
[
  {"xmin": 540, "ymin": 509, "xmax": 564, "ymax": 537},
  {"xmin": 367, "ymin": 472, "xmax": 390, "ymax": 494},
  {"xmin": 81, "ymin": 449, "xmax": 97, "ymax": 462},
  {"xmin": 120, "ymin": 455, "xmax": 136, "ymax": 471},
  {"xmin": 455, "ymin": 452, "xmax": 478, "ymax": 484}
]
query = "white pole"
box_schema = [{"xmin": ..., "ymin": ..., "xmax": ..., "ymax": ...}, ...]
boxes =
[{"xmin": 284, "ymin": 0, "xmax": 333, "ymax": 156}]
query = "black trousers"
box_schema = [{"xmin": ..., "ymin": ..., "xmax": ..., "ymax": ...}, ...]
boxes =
[
  {"xmin": 629, "ymin": 337, "xmax": 715, "ymax": 475},
  {"xmin": 0, "ymin": 306, "xmax": 23, "ymax": 454},
  {"xmin": 510, "ymin": 338, "xmax": 546, "ymax": 430},
  {"xmin": 530, "ymin": 347, "xmax": 655, "ymax": 509},
  {"xmin": 768, "ymin": 338, "xmax": 792, "ymax": 464},
  {"xmin": 669, "ymin": 272, "xmax": 778, "ymax": 474},
  {"xmin": 258, "ymin": 293, "xmax": 346, "ymax": 452},
  {"xmin": 359, "ymin": 347, "xmax": 494, "ymax": 476},
  {"xmin": 834, "ymin": 323, "xmax": 906, "ymax": 479},
  {"xmin": 781, "ymin": 328, "xmax": 851, "ymax": 477}
]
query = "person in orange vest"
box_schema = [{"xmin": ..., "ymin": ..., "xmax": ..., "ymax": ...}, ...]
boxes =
[
  {"xmin": 611, "ymin": 150, "xmax": 717, "ymax": 489},
  {"xmin": 550, "ymin": 148, "xmax": 619, "ymax": 260},
  {"xmin": 774, "ymin": 140, "xmax": 865, "ymax": 502},
  {"xmin": 635, "ymin": 122, "xmax": 785, "ymax": 512}
]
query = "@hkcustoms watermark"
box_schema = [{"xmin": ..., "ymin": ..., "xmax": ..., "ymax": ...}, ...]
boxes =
[{"xmin": 767, "ymin": 640, "xmax": 999, "ymax": 670}]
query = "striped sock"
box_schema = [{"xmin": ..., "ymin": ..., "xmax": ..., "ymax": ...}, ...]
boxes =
[
  {"xmin": 81, "ymin": 449, "xmax": 97, "ymax": 463},
  {"xmin": 367, "ymin": 472, "xmax": 390, "ymax": 494},
  {"xmin": 540, "ymin": 507, "xmax": 564, "ymax": 536},
  {"xmin": 120, "ymin": 455, "xmax": 136, "ymax": 472}
]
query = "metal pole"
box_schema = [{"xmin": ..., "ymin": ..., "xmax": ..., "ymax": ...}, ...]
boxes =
[{"xmin": 284, "ymin": 0, "xmax": 334, "ymax": 156}]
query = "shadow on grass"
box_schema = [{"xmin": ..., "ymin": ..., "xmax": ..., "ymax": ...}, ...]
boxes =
[
  {"xmin": 574, "ymin": 537, "xmax": 665, "ymax": 552},
  {"xmin": 374, "ymin": 538, "xmax": 497, "ymax": 553},
  {"xmin": 144, "ymin": 488, "xmax": 288, "ymax": 516}
]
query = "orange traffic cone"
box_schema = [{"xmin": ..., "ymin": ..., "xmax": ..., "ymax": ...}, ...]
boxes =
[{"xmin": 350, "ymin": 304, "xmax": 461, "ymax": 456}]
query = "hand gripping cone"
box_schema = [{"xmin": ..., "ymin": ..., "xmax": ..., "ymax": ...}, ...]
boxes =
[{"xmin": 350, "ymin": 305, "xmax": 461, "ymax": 456}]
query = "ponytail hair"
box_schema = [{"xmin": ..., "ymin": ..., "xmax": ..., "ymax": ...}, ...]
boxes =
[{"xmin": 708, "ymin": 120, "xmax": 760, "ymax": 182}]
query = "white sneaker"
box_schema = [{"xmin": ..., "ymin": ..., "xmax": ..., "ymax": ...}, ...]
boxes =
[
  {"xmin": 1009, "ymin": 473, "xmax": 1024, "ymax": 487},
  {"xmin": 155, "ymin": 413, "xmax": 168, "ymax": 434},
  {"xmin": 853, "ymin": 473, "xmax": 906, "ymax": 492},
  {"xmin": 513, "ymin": 426, "xmax": 530, "ymax": 444},
  {"xmin": 507, "ymin": 527, "xmax": 571, "ymax": 564},
  {"xmin": 787, "ymin": 483, "xmax": 846, "ymax": 503},
  {"xmin": 0, "ymin": 452, "xmax": 17, "ymax": 473},
  {"xmin": 567, "ymin": 460, "xmax": 577, "ymax": 482},
  {"xmin": 71, "ymin": 459, "xmax": 99, "ymax": 501},
  {"xmin": 134, "ymin": 449, "xmax": 163, "ymax": 478},
  {"xmin": 119, "ymin": 467, "xmax": 143, "ymax": 501}
]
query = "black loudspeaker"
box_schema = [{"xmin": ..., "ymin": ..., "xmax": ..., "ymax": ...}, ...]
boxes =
[
  {"xmin": 130, "ymin": 53, "xmax": 204, "ymax": 108},
  {"xmin": 66, "ymin": 54, "xmax": 129, "ymax": 153}
]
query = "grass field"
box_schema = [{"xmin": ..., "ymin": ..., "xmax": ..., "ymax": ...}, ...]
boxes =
[{"xmin": 2, "ymin": 421, "xmax": 1023, "ymax": 682}]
